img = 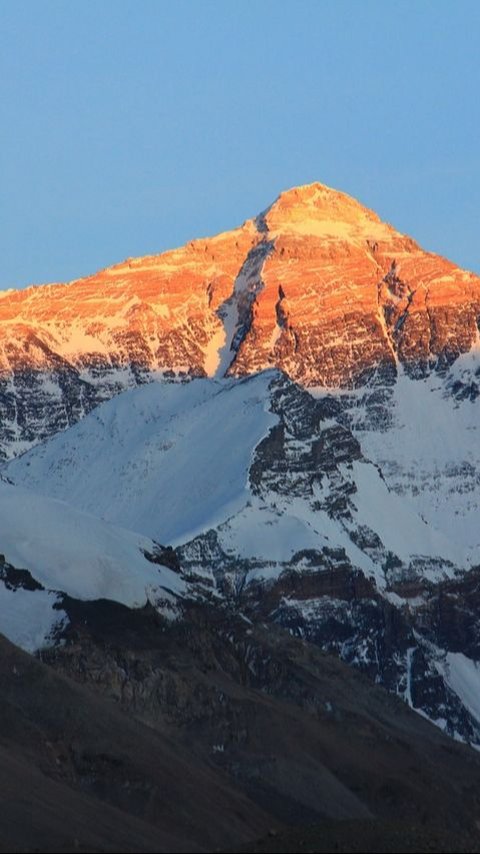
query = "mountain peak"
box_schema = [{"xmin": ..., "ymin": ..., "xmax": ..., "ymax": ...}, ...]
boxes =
[
  {"xmin": 263, "ymin": 180, "xmax": 394, "ymax": 241},
  {"xmin": 276, "ymin": 179, "xmax": 348, "ymax": 201}
]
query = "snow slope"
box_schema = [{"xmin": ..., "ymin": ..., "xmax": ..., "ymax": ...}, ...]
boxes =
[
  {"xmin": 343, "ymin": 460, "xmax": 469, "ymax": 572},
  {"xmin": 323, "ymin": 368, "xmax": 480, "ymax": 559},
  {"xmin": 5, "ymin": 373, "xmax": 278, "ymax": 544}
]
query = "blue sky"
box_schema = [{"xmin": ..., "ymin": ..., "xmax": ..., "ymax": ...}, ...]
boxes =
[{"xmin": 1, "ymin": 0, "xmax": 479, "ymax": 289}]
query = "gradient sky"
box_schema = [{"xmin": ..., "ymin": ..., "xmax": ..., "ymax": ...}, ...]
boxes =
[{"xmin": 1, "ymin": 0, "xmax": 480, "ymax": 290}]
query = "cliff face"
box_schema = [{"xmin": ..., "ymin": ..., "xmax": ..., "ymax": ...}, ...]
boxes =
[{"xmin": 1, "ymin": 181, "xmax": 479, "ymax": 458}]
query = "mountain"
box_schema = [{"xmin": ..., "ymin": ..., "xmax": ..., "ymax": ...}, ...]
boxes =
[
  {"xmin": 1, "ymin": 181, "xmax": 480, "ymax": 461},
  {"xmin": 2, "ymin": 181, "xmax": 480, "ymax": 849}
]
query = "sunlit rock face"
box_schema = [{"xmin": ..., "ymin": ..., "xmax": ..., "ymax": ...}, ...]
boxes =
[
  {"xmin": 230, "ymin": 183, "xmax": 480, "ymax": 385},
  {"xmin": 1, "ymin": 181, "xmax": 480, "ymax": 458}
]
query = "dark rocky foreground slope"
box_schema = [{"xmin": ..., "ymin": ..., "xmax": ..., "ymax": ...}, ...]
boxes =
[
  {"xmin": 8, "ymin": 594, "xmax": 474, "ymax": 853},
  {"xmin": 0, "ymin": 630, "xmax": 270, "ymax": 853}
]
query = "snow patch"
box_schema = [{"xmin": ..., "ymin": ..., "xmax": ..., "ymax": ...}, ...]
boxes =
[
  {"xmin": 0, "ymin": 584, "xmax": 67, "ymax": 653},
  {"xmin": 344, "ymin": 459, "xmax": 466, "ymax": 572},
  {"xmin": 442, "ymin": 652, "xmax": 480, "ymax": 726}
]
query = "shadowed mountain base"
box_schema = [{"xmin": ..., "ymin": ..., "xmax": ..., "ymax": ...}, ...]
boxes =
[{"xmin": 22, "ymin": 595, "xmax": 480, "ymax": 853}]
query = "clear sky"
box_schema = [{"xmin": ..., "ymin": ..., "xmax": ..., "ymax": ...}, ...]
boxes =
[{"xmin": 1, "ymin": 0, "xmax": 480, "ymax": 289}]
